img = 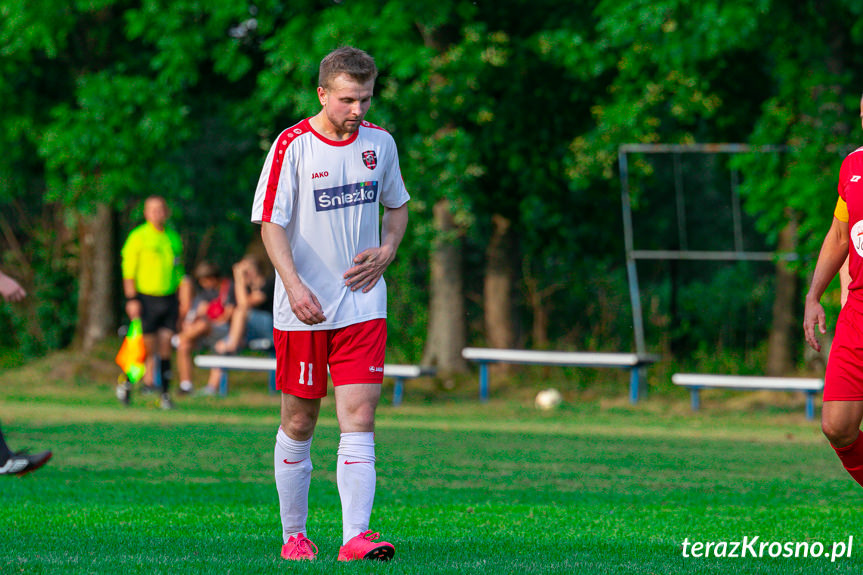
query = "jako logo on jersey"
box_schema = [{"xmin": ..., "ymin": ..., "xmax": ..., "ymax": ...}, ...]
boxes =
[
  {"xmin": 312, "ymin": 171, "xmax": 329, "ymax": 179},
  {"xmin": 852, "ymin": 175, "xmax": 862, "ymax": 182},
  {"xmin": 368, "ymin": 366, "xmax": 384, "ymax": 373},
  {"xmin": 362, "ymin": 150, "xmax": 377, "ymax": 170},
  {"xmin": 314, "ymin": 181, "xmax": 378, "ymax": 211}
]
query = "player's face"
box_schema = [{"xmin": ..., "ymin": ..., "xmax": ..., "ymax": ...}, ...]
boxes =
[
  {"xmin": 143, "ymin": 198, "xmax": 168, "ymax": 230},
  {"xmin": 318, "ymin": 74, "xmax": 374, "ymax": 138}
]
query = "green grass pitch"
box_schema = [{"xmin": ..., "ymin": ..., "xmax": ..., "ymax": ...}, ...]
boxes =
[{"xmin": 2, "ymin": 353, "xmax": 861, "ymax": 573}]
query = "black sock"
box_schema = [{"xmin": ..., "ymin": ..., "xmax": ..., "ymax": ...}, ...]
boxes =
[
  {"xmin": 160, "ymin": 358, "xmax": 172, "ymax": 394},
  {"xmin": 0, "ymin": 425, "xmax": 13, "ymax": 463}
]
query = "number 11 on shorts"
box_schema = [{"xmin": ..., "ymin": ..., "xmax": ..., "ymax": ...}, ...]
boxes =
[{"xmin": 299, "ymin": 362, "xmax": 314, "ymax": 386}]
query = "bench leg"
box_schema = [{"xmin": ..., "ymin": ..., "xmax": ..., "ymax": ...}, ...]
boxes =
[
  {"xmin": 479, "ymin": 362, "xmax": 489, "ymax": 403},
  {"xmin": 269, "ymin": 370, "xmax": 277, "ymax": 395},
  {"xmin": 393, "ymin": 378, "xmax": 404, "ymax": 407},
  {"xmin": 629, "ymin": 368, "xmax": 639, "ymax": 404},
  {"xmin": 690, "ymin": 388, "xmax": 701, "ymax": 411},
  {"xmin": 219, "ymin": 370, "xmax": 228, "ymax": 396},
  {"xmin": 806, "ymin": 391, "xmax": 815, "ymax": 420}
]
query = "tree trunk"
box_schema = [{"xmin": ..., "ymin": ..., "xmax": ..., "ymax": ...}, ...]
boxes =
[
  {"xmin": 766, "ymin": 214, "xmax": 797, "ymax": 376},
  {"xmin": 75, "ymin": 204, "xmax": 116, "ymax": 350},
  {"xmin": 523, "ymin": 259, "xmax": 551, "ymax": 349},
  {"xmin": 484, "ymin": 214, "xmax": 516, "ymax": 374},
  {"xmin": 422, "ymin": 198, "xmax": 468, "ymax": 373}
]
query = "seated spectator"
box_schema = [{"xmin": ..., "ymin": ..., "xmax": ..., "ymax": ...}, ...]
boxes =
[
  {"xmin": 199, "ymin": 256, "xmax": 275, "ymax": 395},
  {"xmin": 216, "ymin": 255, "xmax": 275, "ymax": 354},
  {"xmin": 175, "ymin": 262, "xmax": 235, "ymax": 394}
]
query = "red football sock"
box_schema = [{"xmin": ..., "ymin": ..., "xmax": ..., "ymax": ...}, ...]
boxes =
[{"xmin": 833, "ymin": 432, "xmax": 863, "ymax": 487}]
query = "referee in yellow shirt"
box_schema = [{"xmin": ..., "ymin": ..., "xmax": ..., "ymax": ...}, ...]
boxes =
[{"xmin": 121, "ymin": 196, "xmax": 188, "ymax": 409}]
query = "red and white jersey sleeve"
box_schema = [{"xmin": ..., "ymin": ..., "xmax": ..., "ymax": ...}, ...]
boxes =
[
  {"xmin": 838, "ymin": 146, "xmax": 863, "ymax": 296},
  {"xmin": 252, "ymin": 118, "xmax": 410, "ymax": 331}
]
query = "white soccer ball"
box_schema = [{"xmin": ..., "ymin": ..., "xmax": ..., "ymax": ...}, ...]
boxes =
[{"xmin": 534, "ymin": 388, "xmax": 562, "ymax": 410}]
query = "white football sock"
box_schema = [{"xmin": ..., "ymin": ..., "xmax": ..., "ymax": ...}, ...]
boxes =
[
  {"xmin": 337, "ymin": 431, "xmax": 376, "ymax": 544},
  {"xmin": 274, "ymin": 428, "xmax": 313, "ymax": 543}
]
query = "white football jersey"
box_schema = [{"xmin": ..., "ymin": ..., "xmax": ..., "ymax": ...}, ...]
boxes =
[{"xmin": 251, "ymin": 118, "xmax": 410, "ymax": 331}]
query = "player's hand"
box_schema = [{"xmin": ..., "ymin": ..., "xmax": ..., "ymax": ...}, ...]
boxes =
[
  {"xmin": 803, "ymin": 297, "xmax": 827, "ymax": 352},
  {"xmin": 285, "ymin": 280, "xmax": 325, "ymax": 325},
  {"xmin": 344, "ymin": 245, "xmax": 394, "ymax": 293},
  {"xmin": 0, "ymin": 274, "xmax": 26, "ymax": 302},
  {"xmin": 125, "ymin": 299, "xmax": 142, "ymax": 320}
]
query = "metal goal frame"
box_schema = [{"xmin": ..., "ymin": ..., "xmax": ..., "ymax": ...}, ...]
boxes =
[{"xmin": 618, "ymin": 143, "xmax": 789, "ymax": 355}]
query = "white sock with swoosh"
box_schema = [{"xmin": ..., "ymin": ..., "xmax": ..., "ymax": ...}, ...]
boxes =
[
  {"xmin": 337, "ymin": 431, "xmax": 376, "ymax": 544},
  {"xmin": 275, "ymin": 428, "xmax": 313, "ymax": 543}
]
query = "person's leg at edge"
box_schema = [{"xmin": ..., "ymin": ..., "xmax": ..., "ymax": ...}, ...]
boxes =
[
  {"xmin": 0, "ymin": 425, "xmax": 12, "ymax": 463},
  {"xmin": 0, "ymin": 422, "xmax": 52, "ymax": 475},
  {"xmin": 276, "ymin": 394, "xmax": 320, "ymax": 557},
  {"xmin": 822, "ymin": 400, "xmax": 863, "ymax": 486}
]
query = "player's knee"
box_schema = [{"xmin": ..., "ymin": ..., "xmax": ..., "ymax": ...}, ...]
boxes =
[
  {"xmin": 341, "ymin": 404, "xmax": 376, "ymax": 432},
  {"xmin": 282, "ymin": 411, "xmax": 317, "ymax": 440},
  {"xmin": 821, "ymin": 418, "xmax": 859, "ymax": 447}
]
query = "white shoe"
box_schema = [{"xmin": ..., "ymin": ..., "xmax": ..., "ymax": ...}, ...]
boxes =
[{"xmin": 179, "ymin": 380, "xmax": 194, "ymax": 394}]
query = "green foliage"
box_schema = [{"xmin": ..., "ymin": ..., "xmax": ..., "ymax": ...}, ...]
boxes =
[
  {"xmin": 0, "ymin": 220, "xmax": 77, "ymax": 356},
  {"xmin": 6, "ymin": 0, "xmax": 863, "ymax": 367}
]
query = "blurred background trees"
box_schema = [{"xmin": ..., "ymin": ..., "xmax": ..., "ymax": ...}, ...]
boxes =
[{"xmin": 2, "ymin": 0, "xmax": 862, "ymax": 378}]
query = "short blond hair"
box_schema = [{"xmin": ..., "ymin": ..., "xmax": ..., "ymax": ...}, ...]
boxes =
[{"xmin": 318, "ymin": 46, "xmax": 377, "ymax": 90}]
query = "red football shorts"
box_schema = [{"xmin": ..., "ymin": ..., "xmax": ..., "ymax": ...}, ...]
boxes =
[
  {"xmin": 273, "ymin": 318, "xmax": 387, "ymax": 399},
  {"xmin": 824, "ymin": 300, "xmax": 863, "ymax": 401}
]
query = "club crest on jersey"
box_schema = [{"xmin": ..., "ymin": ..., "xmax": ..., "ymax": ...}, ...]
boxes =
[{"xmin": 362, "ymin": 150, "xmax": 377, "ymax": 170}]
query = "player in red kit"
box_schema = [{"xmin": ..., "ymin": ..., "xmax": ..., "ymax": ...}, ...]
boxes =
[
  {"xmin": 804, "ymin": 93, "xmax": 863, "ymax": 487},
  {"xmin": 252, "ymin": 47, "xmax": 409, "ymax": 561}
]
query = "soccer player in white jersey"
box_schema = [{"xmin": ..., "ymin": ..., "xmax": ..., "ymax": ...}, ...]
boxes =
[{"xmin": 252, "ymin": 47, "xmax": 409, "ymax": 562}]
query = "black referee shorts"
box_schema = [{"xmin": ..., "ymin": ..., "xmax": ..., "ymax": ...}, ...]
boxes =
[{"xmin": 139, "ymin": 294, "xmax": 179, "ymax": 335}]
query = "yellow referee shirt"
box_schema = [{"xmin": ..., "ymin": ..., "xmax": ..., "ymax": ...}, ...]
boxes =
[{"xmin": 121, "ymin": 222, "xmax": 185, "ymax": 296}]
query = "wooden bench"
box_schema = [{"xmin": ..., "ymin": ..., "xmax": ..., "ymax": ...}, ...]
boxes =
[
  {"xmin": 461, "ymin": 347, "xmax": 660, "ymax": 403},
  {"xmin": 671, "ymin": 373, "xmax": 824, "ymax": 419},
  {"xmin": 192, "ymin": 354, "xmax": 435, "ymax": 406}
]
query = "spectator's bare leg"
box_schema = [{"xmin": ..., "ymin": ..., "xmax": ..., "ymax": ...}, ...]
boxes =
[{"xmin": 218, "ymin": 305, "xmax": 250, "ymax": 354}]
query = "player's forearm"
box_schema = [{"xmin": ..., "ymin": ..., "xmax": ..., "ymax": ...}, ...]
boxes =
[
  {"xmin": 380, "ymin": 204, "xmax": 408, "ymax": 262},
  {"xmin": 123, "ymin": 278, "xmax": 138, "ymax": 299},
  {"xmin": 261, "ymin": 222, "xmax": 302, "ymax": 289},
  {"xmin": 807, "ymin": 217, "xmax": 849, "ymax": 304}
]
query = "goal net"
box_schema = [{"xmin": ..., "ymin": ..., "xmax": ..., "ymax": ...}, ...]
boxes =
[{"xmin": 618, "ymin": 144, "xmax": 788, "ymax": 359}]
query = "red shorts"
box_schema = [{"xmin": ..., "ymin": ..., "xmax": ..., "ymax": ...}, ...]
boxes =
[
  {"xmin": 824, "ymin": 301, "xmax": 863, "ymax": 401},
  {"xmin": 273, "ymin": 318, "xmax": 386, "ymax": 399}
]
